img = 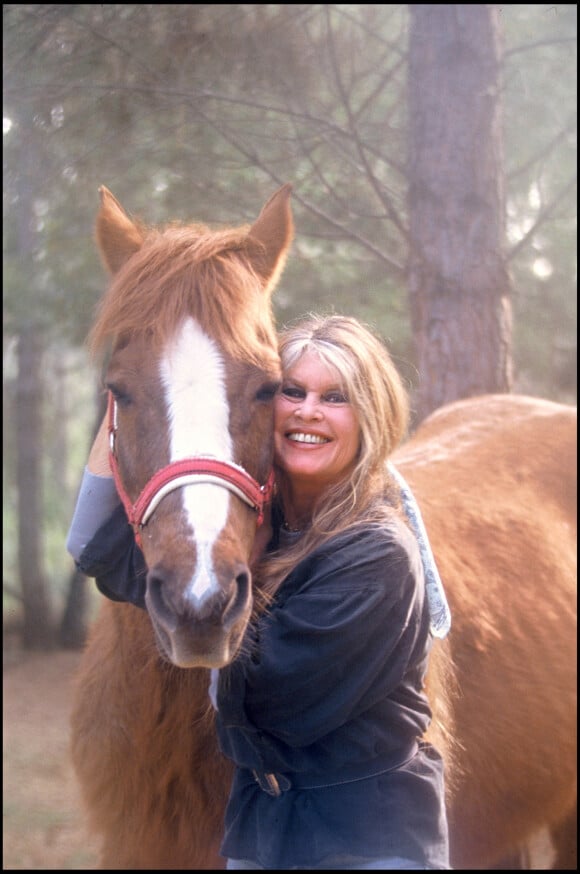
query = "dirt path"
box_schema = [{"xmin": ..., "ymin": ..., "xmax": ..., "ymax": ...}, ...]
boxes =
[{"xmin": 3, "ymin": 648, "xmax": 100, "ymax": 870}]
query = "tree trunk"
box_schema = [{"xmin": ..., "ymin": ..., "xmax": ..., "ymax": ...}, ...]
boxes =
[
  {"xmin": 15, "ymin": 111, "xmax": 55, "ymax": 650},
  {"xmin": 407, "ymin": 4, "xmax": 513, "ymax": 423},
  {"xmin": 17, "ymin": 326, "xmax": 55, "ymax": 649}
]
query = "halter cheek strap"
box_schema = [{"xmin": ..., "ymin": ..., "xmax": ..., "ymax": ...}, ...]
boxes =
[{"xmin": 107, "ymin": 393, "xmax": 274, "ymax": 545}]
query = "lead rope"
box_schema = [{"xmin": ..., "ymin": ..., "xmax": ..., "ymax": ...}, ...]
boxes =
[{"xmin": 388, "ymin": 463, "xmax": 452, "ymax": 639}]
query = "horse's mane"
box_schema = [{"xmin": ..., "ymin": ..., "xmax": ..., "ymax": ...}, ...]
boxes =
[{"xmin": 89, "ymin": 222, "xmax": 279, "ymax": 366}]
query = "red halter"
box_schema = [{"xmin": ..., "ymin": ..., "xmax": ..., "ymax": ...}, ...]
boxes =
[{"xmin": 107, "ymin": 392, "xmax": 274, "ymax": 546}]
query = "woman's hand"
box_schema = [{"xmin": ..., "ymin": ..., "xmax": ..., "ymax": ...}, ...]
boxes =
[{"xmin": 87, "ymin": 413, "xmax": 112, "ymax": 476}]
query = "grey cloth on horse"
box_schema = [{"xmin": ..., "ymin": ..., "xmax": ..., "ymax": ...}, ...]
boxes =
[
  {"xmin": 66, "ymin": 468, "xmax": 120, "ymax": 562},
  {"xmin": 387, "ymin": 463, "xmax": 451, "ymax": 639}
]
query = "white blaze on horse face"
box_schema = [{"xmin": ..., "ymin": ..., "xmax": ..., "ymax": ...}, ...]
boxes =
[{"xmin": 160, "ymin": 317, "xmax": 232, "ymax": 605}]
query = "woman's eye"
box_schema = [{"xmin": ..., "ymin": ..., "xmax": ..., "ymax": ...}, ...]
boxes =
[
  {"xmin": 281, "ymin": 386, "xmax": 305, "ymax": 400},
  {"xmin": 324, "ymin": 391, "xmax": 349, "ymax": 404}
]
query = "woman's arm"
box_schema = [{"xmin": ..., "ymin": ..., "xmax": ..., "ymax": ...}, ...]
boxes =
[
  {"xmin": 87, "ymin": 411, "xmax": 112, "ymax": 476},
  {"xmin": 65, "ymin": 467, "xmax": 121, "ymax": 562},
  {"xmin": 66, "ymin": 413, "xmax": 119, "ymax": 562},
  {"xmin": 66, "ymin": 411, "xmax": 147, "ymax": 609}
]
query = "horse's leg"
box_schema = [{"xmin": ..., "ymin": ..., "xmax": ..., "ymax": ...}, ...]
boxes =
[
  {"xmin": 550, "ymin": 803, "xmax": 577, "ymax": 870},
  {"xmin": 488, "ymin": 847, "xmax": 529, "ymax": 869},
  {"xmin": 489, "ymin": 828, "xmax": 557, "ymax": 870},
  {"xmin": 498, "ymin": 817, "xmax": 576, "ymax": 871}
]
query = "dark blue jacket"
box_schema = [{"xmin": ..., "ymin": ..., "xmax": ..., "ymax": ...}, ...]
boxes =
[
  {"xmin": 216, "ymin": 521, "xmax": 449, "ymax": 869},
  {"xmin": 75, "ymin": 503, "xmax": 147, "ymax": 609}
]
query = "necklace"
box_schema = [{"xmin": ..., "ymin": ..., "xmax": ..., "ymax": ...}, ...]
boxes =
[{"xmin": 281, "ymin": 520, "xmax": 304, "ymax": 534}]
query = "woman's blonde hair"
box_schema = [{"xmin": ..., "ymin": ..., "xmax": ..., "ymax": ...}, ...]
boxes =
[{"xmin": 256, "ymin": 314, "xmax": 410, "ymax": 601}]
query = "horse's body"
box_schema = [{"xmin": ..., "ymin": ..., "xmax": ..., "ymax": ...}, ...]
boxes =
[
  {"xmin": 396, "ymin": 394, "xmax": 577, "ymax": 869},
  {"xmin": 71, "ymin": 187, "xmax": 576, "ymax": 870}
]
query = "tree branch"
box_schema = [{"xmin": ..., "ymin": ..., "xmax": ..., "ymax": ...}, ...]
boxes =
[
  {"xmin": 507, "ymin": 172, "xmax": 577, "ymax": 262},
  {"xmin": 507, "ymin": 115, "xmax": 577, "ymax": 182},
  {"xmin": 192, "ymin": 103, "xmax": 405, "ymax": 275},
  {"xmin": 324, "ymin": 7, "xmax": 409, "ymax": 242},
  {"xmin": 503, "ymin": 35, "xmax": 577, "ymax": 60}
]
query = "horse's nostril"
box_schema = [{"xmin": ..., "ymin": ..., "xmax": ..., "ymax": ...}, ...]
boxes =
[
  {"xmin": 222, "ymin": 569, "xmax": 252, "ymax": 629},
  {"xmin": 146, "ymin": 571, "xmax": 178, "ymax": 632}
]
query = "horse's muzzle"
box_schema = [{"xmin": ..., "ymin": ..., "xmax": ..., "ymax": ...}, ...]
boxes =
[{"xmin": 145, "ymin": 564, "xmax": 253, "ymax": 668}]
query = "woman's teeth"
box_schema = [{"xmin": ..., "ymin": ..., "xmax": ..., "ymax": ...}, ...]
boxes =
[{"xmin": 287, "ymin": 433, "xmax": 329, "ymax": 444}]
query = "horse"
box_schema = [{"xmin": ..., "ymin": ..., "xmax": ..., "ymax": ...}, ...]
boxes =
[{"xmin": 70, "ymin": 185, "xmax": 577, "ymax": 870}]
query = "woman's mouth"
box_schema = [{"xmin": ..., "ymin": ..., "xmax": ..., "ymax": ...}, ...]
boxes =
[{"xmin": 286, "ymin": 432, "xmax": 330, "ymax": 445}]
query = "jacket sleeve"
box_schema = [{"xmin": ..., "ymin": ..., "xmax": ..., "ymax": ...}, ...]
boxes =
[
  {"xmin": 75, "ymin": 503, "xmax": 148, "ymax": 610},
  {"xmin": 66, "ymin": 468, "xmax": 121, "ymax": 561}
]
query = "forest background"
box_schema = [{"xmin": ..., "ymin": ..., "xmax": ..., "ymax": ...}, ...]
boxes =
[{"xmin": 3, "ymin": 5, "xmax": 577, "ymax": 649}]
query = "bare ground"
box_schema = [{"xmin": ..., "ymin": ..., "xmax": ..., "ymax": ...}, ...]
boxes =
[{"xmin": 3, "ymin": 646, "xmax": 100, "ymax": 870}]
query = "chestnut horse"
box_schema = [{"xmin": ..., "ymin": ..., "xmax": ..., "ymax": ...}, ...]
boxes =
[{"xmin": 70, "ymin": 186, "xmax": 576, "ymax": 870}]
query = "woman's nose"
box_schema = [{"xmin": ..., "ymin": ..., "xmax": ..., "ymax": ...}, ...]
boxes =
[{"xmin": 296, "ymin": 392, "xmax": 322, "ymax": 419}]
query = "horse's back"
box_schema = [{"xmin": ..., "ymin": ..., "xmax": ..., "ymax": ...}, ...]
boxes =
[
  {"xmin": 395, "ymin": 394, "xmax": 577, "ymax": 868},
  {"xmin": 399, "ymin": 393, "xmax": 575, "ymax": 510},
  {"xmin": 398, "ymin": 394, "xmax": 576, "ymax": 601}
]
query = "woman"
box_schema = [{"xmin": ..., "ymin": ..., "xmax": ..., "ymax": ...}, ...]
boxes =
[{"xmin": 67, "ymin": 314, "xmax": 450, "ymax": 870}]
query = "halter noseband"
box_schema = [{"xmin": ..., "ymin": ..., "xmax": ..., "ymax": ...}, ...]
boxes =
[{"xmin": 107, "ymin": 393, "xmax": 274, "ymax": 546}]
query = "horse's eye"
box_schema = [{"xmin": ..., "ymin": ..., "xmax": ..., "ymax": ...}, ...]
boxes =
[
  {"xmin": 106, "ymin": 383, "xmax": 132, "ymax": 407},
  {"xmin": 255, "ymin": 381, "xmax": 281, "ymax": 402}
]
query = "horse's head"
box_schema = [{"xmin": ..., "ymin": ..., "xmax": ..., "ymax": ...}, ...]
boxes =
[{"xmin": 91, "ymin": 184, "xmax": 293, "ymax": 668}]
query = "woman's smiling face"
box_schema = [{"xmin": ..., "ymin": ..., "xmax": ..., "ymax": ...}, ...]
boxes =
[{"xmin": 274, "ymin": 350, "xmax": 361, "ymax": 493}]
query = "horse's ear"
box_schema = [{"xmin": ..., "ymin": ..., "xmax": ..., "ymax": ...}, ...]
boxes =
[
  {"xmin": 95, "ymin": 186, "xmax": 145, "ymax": 275},
  {"xmin": 246, "ymin": 183, "xmax": 294, "ymax": 295}
]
